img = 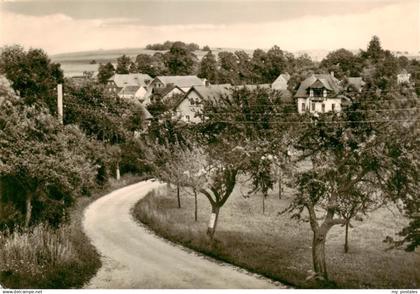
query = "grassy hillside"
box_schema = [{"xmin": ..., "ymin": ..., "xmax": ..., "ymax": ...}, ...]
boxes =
[{"xmin": 133, "ymin": 182, "xmax": 419, "ymax": 289}]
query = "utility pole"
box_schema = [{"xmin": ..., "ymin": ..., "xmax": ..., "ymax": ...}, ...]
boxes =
[{"xmin": 57, "ymin": 84, "xmax": 63, "ymax": 124}]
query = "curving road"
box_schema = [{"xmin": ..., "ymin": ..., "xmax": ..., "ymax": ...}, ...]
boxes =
[{"xmin": 83, "ymin": 180, "xmax": 283, "ymax": 289}]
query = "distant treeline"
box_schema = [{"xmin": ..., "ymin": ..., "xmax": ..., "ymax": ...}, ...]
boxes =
[{"xmin": 146, "ymin": 41, "xmax": 201, "ymax": 52}]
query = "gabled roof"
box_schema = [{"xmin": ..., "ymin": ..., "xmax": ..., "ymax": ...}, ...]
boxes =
[
  {"xmin": 174, "ymin": 84, "xmax": 231, "ymax": 109},
  {"xmin": 154, "ymin": 75, "xmax": 204, "ymax": 88},
  {"xmin": 119, "ymin": 85, "xmax": 141, "ymax": 96},
  {"xmin": 295, "ymin": 74, "xmax": 341, "ymax": 98},
  {"xmin": 110, "ymin": 73, "xmax": 152, "ymax": 88},
  {"xmin": 272, "ymin": 73, "xmax": 290, "ymax": 90},
  {"xmin": 153, "ymin": 84, "xmax": 185, "ymax": 98}
]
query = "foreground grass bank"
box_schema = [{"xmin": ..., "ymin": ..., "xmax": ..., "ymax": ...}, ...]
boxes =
[
  {"xmin": 0, "ymin": 175, "xmax": 145, "ymax": 289},
  {"xmin": 133, "ymin": 185, "xmax": 419, "ymax": 289}
]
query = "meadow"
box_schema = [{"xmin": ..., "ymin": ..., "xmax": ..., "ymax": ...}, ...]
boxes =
[{"xmin": 133, "ymin": 182, "xmax": 419, "ymax": 289}]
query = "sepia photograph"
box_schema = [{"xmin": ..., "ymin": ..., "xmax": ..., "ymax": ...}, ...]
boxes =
[{"xmin": 0, "ymin": 0, "xmax": 419, "ymax": 291}]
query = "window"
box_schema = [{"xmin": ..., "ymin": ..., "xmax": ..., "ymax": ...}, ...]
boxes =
[
  {"xmin": 309, "ymin": 89, "xmax": 314, "ymax": 97},
  {"xmin": 332, "ymin": 103, "xmax": 336, "ymax": 112},
  {"xmin": 322, "ymin": 104, "xmax": 325, "ymax": 113},
  {"xmin": 311, "ymin": 102, "xmax": 315, "ymax": 112},
  {"xmin": 186, "ymin": 115, "xmax": 190, "ymax": 122},
  {"xmin": 301, "ymin": 103, "xmax": 305, "ymax": 112}
]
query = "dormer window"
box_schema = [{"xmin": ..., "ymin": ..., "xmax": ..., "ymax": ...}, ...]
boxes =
[{"xmin": 309, "ymin": 89, "xmax": 314, "ymax": 97}]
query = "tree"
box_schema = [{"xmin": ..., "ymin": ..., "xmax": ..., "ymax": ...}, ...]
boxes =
[
  {"xmin": 320, "ymin": 49, "xmax": 362, "ymax": 78},
  {"xmin": 235, "ymin": 50, "xmax": 253, "ymax": 83},
  {"xmin": 265, "ymin": 46, "xmax": 287, "ymax": 82},
  {"xmin": 128, "ymin": 62, "xmax": 138, "ymax": 73},
  {"xmin": 363, "ymin": 35, "xmax": 384, "ymax": 62},
  {"xmin": 97, "ymin": 62, "xmax": 115, "ymax": 84},
  {"xmin": 197, "ymin": 86, "xmax": 295, "ymax": 234},
  {"xmin": 198, "ymin": 51, "xmax": 218, "ymax": 83},
  {"xmin": 284, "ymin": 90, "xmax": 419, "ymax": 282},
  {"xmin": 116, "ymin": 54, "xmax": 132, "ymax": 74},
  {"xmin": 202, "ymin": 45, "xmax": 211, "ymax": 52},
  {"xmin": 0, "ymin": 78, "xmax": 98, "ymax": 227},
  {"xmin": 0, "ymin": 45, "xmax": 64, "ymax": 113},
  {"xmin": 164, "ymin": 42, "xmax": 197, "ymax": 75},
  {"xmin": 217, "ymin": 51, "xmax": 239, "ymax": 84},
  {"xmin": 198, "ymin": 145, "xmax": 240, "ymax": 238},
  {"xmin": 135, "ymin": 53, "xmax": 165, "ymax": 77}
]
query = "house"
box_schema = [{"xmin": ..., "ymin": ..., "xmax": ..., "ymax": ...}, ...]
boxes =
[
  {"xmin": 174, "ymin": 84, "xmax": 231, "ymax": 123},
  {"xmin": 143, "ymin": 84, "xmax": 185, "ymax": 106},
  {"xmin": 295, "ymin": 73, "xmax": 346, "ymax": 114},
  {"xmin": 148, "ymin": 75, "xmax": 205, "ymax": 93},
  {"xmin": 272, "ymin": 73, "xmax": 290, "ymax": 90},
  {"xmin": 397, "ymin": 69, "xmax": 411, "ymax": 84},
  {"xmin": 106, "ymin": 73, "xmax": 152, "ymax": 101}
]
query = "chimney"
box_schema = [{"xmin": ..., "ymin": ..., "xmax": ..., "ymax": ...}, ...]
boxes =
[{"xmin": 330, "ymin": 71, "xmax": 335, "ymax": 78}]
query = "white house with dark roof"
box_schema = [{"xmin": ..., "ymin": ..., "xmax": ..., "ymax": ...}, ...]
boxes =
[
  {"xmin": 295, "ymin": 73, "xmax": 346, "ymax": 114},
  {"xmin": 174, "ymin": 84, "xmax": 231, "ymax": 123},
  {"xmin": 106, "ymin": 73, "xmax": 152, "ymax": 101}
]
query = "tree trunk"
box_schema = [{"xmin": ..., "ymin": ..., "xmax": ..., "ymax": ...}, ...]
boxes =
[
  {"xmin": 206, "ymin": 205, "xmax": 220, "ymax": 239},
  {"xmin": 278, "ymin": 169, "xmax": 282, "ymax": 199},
  {"xmin": 262, "ymin": 193, "xmax": 265, "ymax": 214},
  {"xmin": 194, "ymin": 190, "xmax": 198, "ymax": 222},
  {"xmin": 25, "ymin": 192, "xmax": 33, "ymax": 228},
  {"xmin": 344, "ymin": 221, "xmax": 350, "ymax": 253},
  {"xmin": 176, "ymin": 183, "xmax": 181, "ymax": 208},
  {"xmin": 312, "ymin": 231, "xmax": 328, "ymax": 280}
]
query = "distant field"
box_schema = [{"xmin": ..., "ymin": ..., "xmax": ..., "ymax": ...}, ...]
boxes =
[
  {"xmin": 133, "ymin": 180, "xmax": 419, "ymax": 289},
  {"xmin": 51, "ymin": 47, "xmax": 254, "ymax": 77}
]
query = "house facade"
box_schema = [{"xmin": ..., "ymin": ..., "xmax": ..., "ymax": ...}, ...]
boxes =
[
  {"xmin": 295, "ymin": 73, "xmax": 344, "ymax": 114},
  {"xmin": 106, "ymin": 73, "xmax": 152, "ymax": 101},
  {"xmin": 174, "ymin": 84, "xmax": 231, "ymax": 123}
]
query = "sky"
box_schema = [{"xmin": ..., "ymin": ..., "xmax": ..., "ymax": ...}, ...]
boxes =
[{"xmin": 0, "ymin": 0, "xmax": 419, "ymax": 55}]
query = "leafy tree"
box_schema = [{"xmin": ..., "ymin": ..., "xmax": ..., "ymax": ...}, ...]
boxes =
[
  {"xmin": 0, "ymin": 45, "xmax": 64, "ymax": 113},
  {"xmin": 0, "ymin": 78, "xmax": 97, "ymax": 227},
  {"xmin": 128, "ymin": 61, "xmax": 138, "ymax": 73},
  {"xmin": 320, "ymin": 49, "xmax": 362, "ymax": 78},
  {"xmin": 217, "ymin": 51, "xmax": 239, "ymax": 84},
  {"xmin": 164, "ymin": 42, "xmax": 197, "ymax": 75},
  {"xmin": 265, "ymin": 45, "xmax": 287, "ymax": 82},
  {"xmin": 198, "ymin": 51, "xmax": 218, "ymax": 84},
  {"xmin": 285, "ymin": 88, "xmax": 419, "ymax": 283},
  {"xmin": 363, "ymin": 35, "xmax": 384, "ymax": 62},
  {"xmin": 135, "ymin": 53, "xmax": 166, "ymax": 77},
  {"xmin": 235, "ymin": 50, "xmax": 253, "ymax": 83},
  {"xmin": 97, "ymin": 62, "xmax": 115, "ymax": 84},
  {"xmin": 116, "ymin": 54, "xmax": 132, "ymax": 74},
  {"xmin": 64, "ymin": 82, "xmax": 149, "ymax": 180},
  {"xmin": 202, "ymin": 45, "xmax": 211, "ymax": 52}
]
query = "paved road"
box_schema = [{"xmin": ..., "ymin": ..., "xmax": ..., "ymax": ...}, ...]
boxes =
[{"xmin": 83, "ymin": 180, "xmax": 282, "ymax": 289}]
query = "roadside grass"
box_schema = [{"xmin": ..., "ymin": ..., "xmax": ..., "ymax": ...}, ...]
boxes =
[
  {"xmin": 0, "ymin": 174, "xmax": 146, "ymax": 289},
  {"xmin": 133, "ymin": 183, "xmax": 419, "ymax": 289}
]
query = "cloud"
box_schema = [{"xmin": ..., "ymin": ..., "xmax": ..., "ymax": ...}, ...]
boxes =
[{"xmin": 0, "ymin": 0, "xmax": 418, "ymax": 54}]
